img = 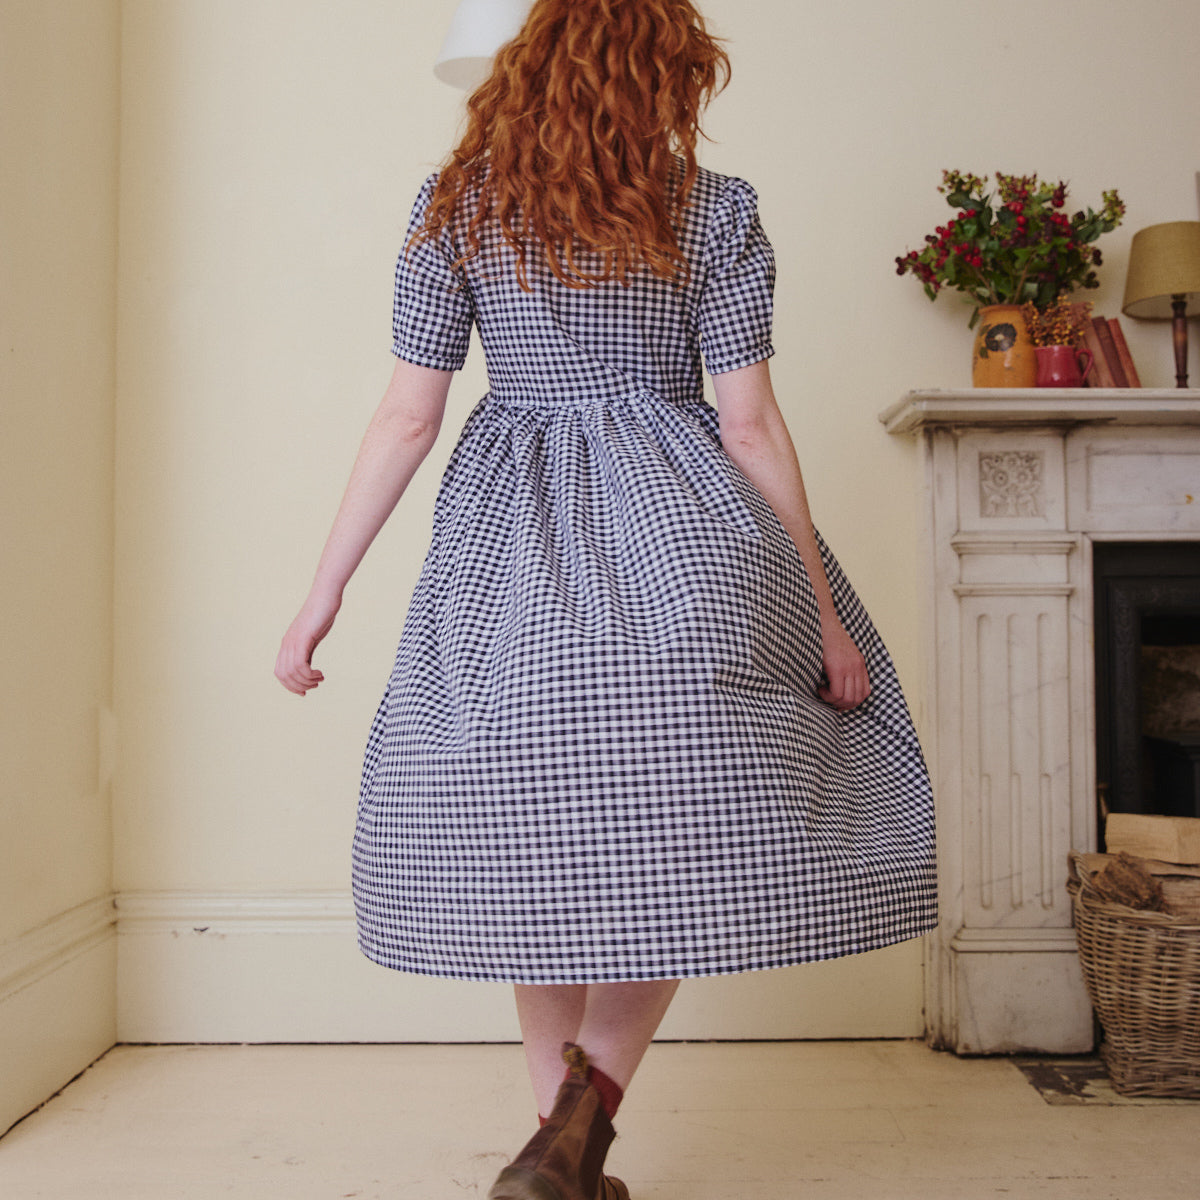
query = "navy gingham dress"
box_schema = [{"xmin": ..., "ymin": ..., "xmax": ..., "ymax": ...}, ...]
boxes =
[{"xmin": 351, "ymin": 167, "xmax": 937, "ymax": 983}]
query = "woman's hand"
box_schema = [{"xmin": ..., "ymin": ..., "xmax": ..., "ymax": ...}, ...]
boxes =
[
  {"xmin": 817, "ymin": 616, "xmax": 870, "ymax": 711},
  {"xmin": 275, "ymin": 590, "xmax": 342, "ymax": 696}
]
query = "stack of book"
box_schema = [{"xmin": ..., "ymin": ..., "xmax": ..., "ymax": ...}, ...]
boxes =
[{"xmin": 1084, "ymin": 316, "xmax": 1142, "ymax": 387}]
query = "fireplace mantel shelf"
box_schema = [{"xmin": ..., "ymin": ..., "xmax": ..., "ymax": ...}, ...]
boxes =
[{"xmin": 880, "ymin": 388, "xmax": 1200, "ymax": 435}]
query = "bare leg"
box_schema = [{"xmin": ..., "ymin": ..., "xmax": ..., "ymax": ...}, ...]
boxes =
[
  {"xmin": 514, "ymin": 983, "xmax": 587, "ymax": 1116},
  {"xmin": 514, "ymin": 980, "xmax": 680, "ymax": 1116},
  {"xmin": 576, "ymin": 980, "xmax": 680, "ymax": 1092}
]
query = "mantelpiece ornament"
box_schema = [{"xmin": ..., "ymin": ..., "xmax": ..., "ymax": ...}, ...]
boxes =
[{"xmin": 979, "ymin": 450, "xmax": 1045, "ymax": 518}]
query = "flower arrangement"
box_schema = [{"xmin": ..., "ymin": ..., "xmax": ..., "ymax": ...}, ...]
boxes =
[
  {"xmin": 1022, "ymin": 297, "xmax": 1092, "ymax": 348},
  {"xmin": 895, "ymin": 171, "xmax": 1125, "ymax": 326}
]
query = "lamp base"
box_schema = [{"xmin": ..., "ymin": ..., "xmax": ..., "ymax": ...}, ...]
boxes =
[{"xmin": 1172, "ymin": 295, "xmax": 1190, "ymax": 387}]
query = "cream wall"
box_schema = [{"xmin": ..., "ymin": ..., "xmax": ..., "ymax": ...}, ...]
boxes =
[
  {"xmin": 112, "ymin": 0, "xmax": 1200, "ymax": 1042},
  {"xmin": 0, "ymin": 0, "xmax": 120, "ymax": 1134},
  {"xmin": 5, "ymin": 0, "xmax": 1199, "ymax": 1076}
]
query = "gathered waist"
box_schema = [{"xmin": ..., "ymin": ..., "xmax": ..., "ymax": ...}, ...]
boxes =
[{"xmin": 486, "ymin": 385, "xmax": 706, "ymax": 411}]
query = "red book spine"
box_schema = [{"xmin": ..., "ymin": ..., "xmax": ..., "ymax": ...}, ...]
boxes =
[
  {"xmin": 1083, "ymin": 321, "xmax": 1115, "ymax": 387},
  {"xmin": 1092, "ymin": 317, "xmax": 1128, "ymax": 387},
  {"xmin": 1107, "ymin": 318, "xmax": 1141, "ymax": 387}
]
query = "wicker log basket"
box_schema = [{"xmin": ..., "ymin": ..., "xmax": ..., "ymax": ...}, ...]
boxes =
[{"xmin": 1068, "ymin": 850, "xmax": 1200, "ymax": 1098}]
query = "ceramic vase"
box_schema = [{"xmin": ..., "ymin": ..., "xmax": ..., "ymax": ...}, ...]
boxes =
[
  {"xmin": 1034, "ymin": 343, "xmax": 1094, "ymax": 388},
  {"xmin": 972, "ymin": 304, "xmax": 1038, "ymax": 387}
]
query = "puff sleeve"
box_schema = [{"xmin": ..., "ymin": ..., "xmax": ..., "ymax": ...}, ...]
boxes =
[
  {"xmin": 697, "ymin": 177, "xmax": 776, "ymax": 375},
  {"xmin": 391, "ymin": 174, "xmax": 474, "ymax": 370}
]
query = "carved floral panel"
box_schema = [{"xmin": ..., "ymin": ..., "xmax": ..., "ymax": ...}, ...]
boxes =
[{"xmin": 979, "ymin": 450, "xmax": 1046, "ymax": 519}]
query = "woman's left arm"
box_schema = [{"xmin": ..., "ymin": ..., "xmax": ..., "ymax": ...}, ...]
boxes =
[{"xmin": 712, "ymin": 359, "xmax": 869, "ymax": 711}]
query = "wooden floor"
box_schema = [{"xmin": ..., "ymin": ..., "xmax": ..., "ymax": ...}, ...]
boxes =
[{"xmin": 1, "ymin": 1041, "xmax": 1197, "ymax": 1199}]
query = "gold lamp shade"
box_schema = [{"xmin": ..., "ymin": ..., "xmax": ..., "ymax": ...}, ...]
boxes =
[
  {"xmin": 1122, "ymin": 221, "xmax": 1200, "ymax": 317},
  {"xmin": 1122, "ymin": 221, "xmax": 1200, "ymax": 386}
]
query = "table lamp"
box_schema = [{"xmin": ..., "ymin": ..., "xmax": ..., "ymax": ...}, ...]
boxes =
[
  {"xmin": 434, "ymin": 0, "xmax": 533, "ymax": 90},
  {"xmin": 1121, "ymin": 221, "xmax": 1200, "ymax": 387}
]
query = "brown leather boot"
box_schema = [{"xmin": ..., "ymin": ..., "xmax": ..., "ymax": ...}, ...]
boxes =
[
  {"xmin": 489, "ymin": 1044, "xmax": 630, "ymax": 1200},
  {"xmin": 597, "ymin": 1174, "xmax": 630, "ymax": 1200}
]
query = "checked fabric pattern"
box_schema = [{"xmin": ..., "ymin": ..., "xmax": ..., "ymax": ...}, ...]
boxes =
[{"xmin": 351, "ymin": 166, "xmax": 937, "ymax": 983}]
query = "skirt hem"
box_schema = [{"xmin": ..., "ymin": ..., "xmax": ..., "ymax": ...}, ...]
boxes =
[{"xmin": 354, "ymin": 919, "xmax": 938, "ymax": 986}]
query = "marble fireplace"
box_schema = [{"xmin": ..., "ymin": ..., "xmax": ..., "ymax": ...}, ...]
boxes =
[{"xmin": 881, "ymin": 389, "xmax": 1200, "ymax": 1054}]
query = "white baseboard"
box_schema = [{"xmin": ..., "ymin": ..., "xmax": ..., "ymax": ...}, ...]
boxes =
[
  {"xmin": 0, "ymin": 895, "xmax": 116, "ymax": 1003},
  {"xmin": 0, "ymin": 897, "xmax": 117, "ymax": 1137},
  {"xmin": 115, "ymin": 888, "xmax": 518, "ymax": 1043},
  {"xmin": 115, "ymin": 888, "xmax": 356, "ymax": 936},
  {"xmin": 114, "ymin": 889, "xmax": 924, "ymax": 1044}
]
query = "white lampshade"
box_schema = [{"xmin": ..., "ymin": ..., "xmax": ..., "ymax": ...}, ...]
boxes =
[{"xmin": 434, "ymin": 0, "xmax": 534, "ymax": 90}]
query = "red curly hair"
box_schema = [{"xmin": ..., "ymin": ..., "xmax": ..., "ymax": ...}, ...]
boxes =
[{"xmin": 415, "ymin": 0, "xmax": 730, "ymax": 289}]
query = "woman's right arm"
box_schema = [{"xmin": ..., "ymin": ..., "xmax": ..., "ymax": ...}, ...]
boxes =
[
  {"xmin": 712, "ymin": 358, "xmax": 870, "ymax": 712},
  {"xmin": 274, "ymin": 358, "xmax": 453, "ymax": 696}
]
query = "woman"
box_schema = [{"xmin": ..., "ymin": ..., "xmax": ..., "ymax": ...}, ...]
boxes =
[{"xmin": 276, "ymin": 2, "xmax": 936, "ymax": 1197}]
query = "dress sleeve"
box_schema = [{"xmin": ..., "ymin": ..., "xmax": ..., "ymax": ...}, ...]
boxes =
[
  {"xmin": 697, "ymin": 177, "xmax": 776, "ymax": 376},
  {"xmin": 391, "ymin": 174, "xmax": 474, "ymax": 370}
]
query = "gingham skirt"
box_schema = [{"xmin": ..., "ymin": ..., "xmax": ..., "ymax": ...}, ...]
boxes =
[{"xmin": 351, "ymin": 388, "xmax": 937, "ymax": 983}]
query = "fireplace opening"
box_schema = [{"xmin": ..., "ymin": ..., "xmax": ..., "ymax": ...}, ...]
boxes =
[{"xmin": 1094, "ymin": 542, "xmax": 1200, "ymax": 834}]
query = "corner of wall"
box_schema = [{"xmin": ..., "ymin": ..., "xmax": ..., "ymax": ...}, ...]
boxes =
[{"xmin": 0, "ymin": 0, "xmax": 122, "ymax": 1134}]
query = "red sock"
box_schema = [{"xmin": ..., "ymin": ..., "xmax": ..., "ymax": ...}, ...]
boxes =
[
  {"xmin": 584, "ymin": 1064, "xmax": 624, "ymax": 1119},
  {"xmin": 542, "ymin": 1061, "xmax": 625, "ymax": 1124}
]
